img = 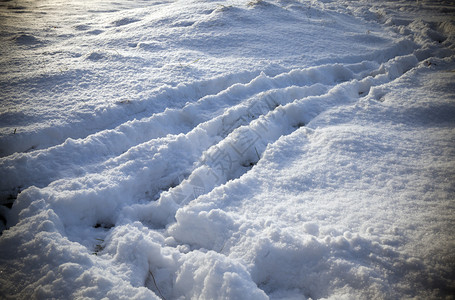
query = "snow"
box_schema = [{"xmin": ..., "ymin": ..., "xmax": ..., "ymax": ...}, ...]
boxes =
[{"xmin": 1, "ymin": 0, "xmax": 454, "ymax": 299}]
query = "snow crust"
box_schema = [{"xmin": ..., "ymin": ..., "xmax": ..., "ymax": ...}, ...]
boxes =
[{"xmin": 1, "ymin": 0, "xmax": 454, "ymax": 299}]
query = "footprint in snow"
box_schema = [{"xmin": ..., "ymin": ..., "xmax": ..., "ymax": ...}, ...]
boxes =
[
  {"xmin": 112, "ymin": 17, "xmax": 140, "ymax": 27},
  {"xmin": 86, "ymin": 52, "xmax": 106, "ymax": 61},
  {"xmin": 74, "ymin": 24, "xmax": 91, "ymax": 31},
  {"xmin": 13, "ymin": 34, "xmax": 42, "ymax": 46},
  {"xmin": 87, "ymin": 30, "xmax": 104, "ymax": 35}
]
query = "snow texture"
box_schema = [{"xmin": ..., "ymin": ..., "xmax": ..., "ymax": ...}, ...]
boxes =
[{"xmin": 1, "ymin": 0, "xmax": 454, "ymax": 299}]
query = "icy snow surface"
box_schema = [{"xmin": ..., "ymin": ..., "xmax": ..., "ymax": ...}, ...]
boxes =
[{"xmin": 1, "ymin": 0, "xmax": 454, "ymax": 299}]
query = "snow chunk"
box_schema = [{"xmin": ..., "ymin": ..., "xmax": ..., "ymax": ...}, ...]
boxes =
[{"xmin": 174, "ymin": 251, "xmax": 267, "ymax": 300}]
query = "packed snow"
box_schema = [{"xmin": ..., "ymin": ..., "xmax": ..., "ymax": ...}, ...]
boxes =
[{"xmin": 1, "ymin": 0, "xmax": 454, "ymax": 299}]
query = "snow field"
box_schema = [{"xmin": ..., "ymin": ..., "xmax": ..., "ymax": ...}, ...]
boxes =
[
  {"xmin": 1, "ymin": 0, "xmax": 455, "ymax": 299},
  {"xmin": 0, "ymin": 0, "xmax": 411, "ymax": 156}
]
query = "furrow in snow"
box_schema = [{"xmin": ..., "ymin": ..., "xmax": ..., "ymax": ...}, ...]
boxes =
[
  {"xmin": 3, "ymin": 50, "xmax": 433, "ymax": 231},
  {"xmin": 123, "ymin": 53, "xmax": 422, "ymax": 232},
  {"xmin": 1, "ymin": 61, "xmax": 375, "ymax": 204},
  {"xmin": 0, "ymin": 71, "xmax": 258, "ymax": 158}
]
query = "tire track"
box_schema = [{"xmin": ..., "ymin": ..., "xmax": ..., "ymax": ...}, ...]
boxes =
[
  {"xmin": 120, "ymin": 53, "xmax": 422, "ymax": 230},
  {"xmin": 3, "ymin": 53, "xmax": 422, "ymax": 230},
  {"xmin": 0, "ymin": 62, "xmax": 370, "ymax": 205}
]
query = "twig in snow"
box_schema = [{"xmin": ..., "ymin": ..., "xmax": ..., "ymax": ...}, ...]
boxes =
[
  {"xmin": 179, "ymin": 58, "xmax": 200, "ymax": 68},
  {"xmin": 254, "ymin": 146, "xmax": 261, "ymax": 161},
  {"xmin": 149, "ymin": 270, "xmax": 166, "ymax": 300}
]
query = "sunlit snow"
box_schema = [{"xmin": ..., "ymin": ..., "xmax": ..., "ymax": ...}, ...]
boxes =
[{"xmin": 1, "ymin": 0, "xmax": 454, "ymax": 299}]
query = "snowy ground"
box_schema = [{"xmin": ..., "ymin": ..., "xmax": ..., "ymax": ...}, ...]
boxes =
[{"xmin": 1, "ymin": 0, "xmax": 454, "ymax": 299}]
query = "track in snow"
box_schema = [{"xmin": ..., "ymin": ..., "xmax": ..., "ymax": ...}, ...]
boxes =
[
  {"xmin": 1, "ymin": 50, "xmax": 423, "ymax": 228},
  {"xmin": 1, "ymin": 1, "xmax": 455, "ymax": 298}
]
